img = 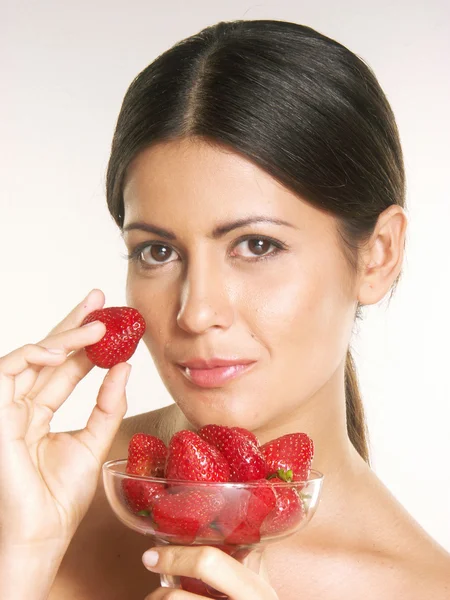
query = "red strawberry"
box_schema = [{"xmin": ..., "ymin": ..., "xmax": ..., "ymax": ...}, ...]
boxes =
[
  {"xmin": 180, "ymin": 577, "xmax": 213, "ymax": 597},
  {"xmin": 165, "ymin": 430, "xmax": 230, "ymax": 482},
  {"xmin": 216, "ymin": 480, "xmax": 277, "ymax": 544},
  {"xmin": 152, "ymin": 488, "xmax": 225, "ymax": 544},
  {"xmin": 230, "ymin": 427, "xmax": 259, "ymax": 447},
  {"xmin": 198, "ymin": 425, "xmax": 268, "ymax": 482},
  {"xmin": 197, "ymin": 523, "xmax": 223, "ymax": 542},
  {"xmin": 122, "ymin": 479, "xmax": 164, "ymax": 514},
  {"xmin": 122, "ymin": 433, "xmax": 167, "ymax": 515},
  {"xmin": 261, "ymin": 433, "xmax": 314, "ymax": 482},
  {"xmin": 82, "ymin": 306, "xmax": 146, "ymax": 368},
  {"xmin": 126, "ymin": 433, "xmax": 167, "ymax": 477},
  {"xmin": 260, "ymin": 485, "xmax": 305, "ymax": 536}
]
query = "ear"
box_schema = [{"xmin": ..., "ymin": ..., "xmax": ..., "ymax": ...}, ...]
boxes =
[{"xmin": 357, "ymin": 205, "xmax": 408, "ymax": 306}]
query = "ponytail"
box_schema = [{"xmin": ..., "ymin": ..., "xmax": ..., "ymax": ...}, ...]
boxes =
[{"xmin": 345, "ymin": 348, "xmax": 371, "ymax": 465}]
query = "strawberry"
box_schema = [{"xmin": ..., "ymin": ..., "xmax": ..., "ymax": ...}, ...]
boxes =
[
  {"xmin": 122, "ymin": 433, "xmax": 167, "ymax": 514},
  {"xmin": 125, "ymin": 433, "xmax": 167, "ymax": 477},
  {"xmin": 215, "ymin": 480, "xmax": 277, "ymax": 544},
  {"xmin": 165, "ymin": 430, "xmax": 230, "ymax": 482},
  {"xmin": 180, "ymin": 577, "xmax": 213, "ymax": 597},
  {"xmin": 151, "ymin": 488, "xmax": 225, "ymax": 544},
  {"xmin": 122, "ymin": 479, "xmax": 164, "ymax": 514},
  {"xmin": 82, "ymin": 306, "xmax": 146, "ymax": 368},
  {"xmin": 198, "ymin": 425, "xmax": 268, "ymax": 482},
  {"xmin": 230, "ymin": 427, "xmax": 259, "ymax": 447},
  {"xmin": 197, "ymin": 523, "xmax": 223, "ymax": 542},
  {"xmin": 260, "ymin": 485, "xmax": 305, "ymax": 536},
  {"xmin": 261, "ymin": 433, "xmax": 314, "ymax": 482}
]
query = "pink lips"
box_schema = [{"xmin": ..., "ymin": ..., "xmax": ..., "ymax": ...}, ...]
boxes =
[{"xmin": 177, "ymin": 358, "xmax": 256, "ymax": 388}]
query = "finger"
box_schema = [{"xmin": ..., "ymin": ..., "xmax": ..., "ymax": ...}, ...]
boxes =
[
  {"xmin": 31, "ymin": 349, "xmax": 95, "ymax": 412},
  {"xmin": 12, "ymin": 321, "xmax": 106, "ymax": 405},
  {"xmin": 0, "ymin": 346, "xmax": 66, "ymax": 409},
  {"xmin": 17, "ymin": 289, "xmax": 105, "ymax": 400},
  {"xmin": 43, "ymin": 288, "xmax": 105, "ymax": 339},
  {"xmin": 72, "ymin": 362, "xmax": 130, "ymax": 466},
  {"xmin": 38, "ymin": 319, "xmax": 106, "ymax": 354},
  {"xmin": 144, "ymin": 587, "xmax": 197, "ymax": 599},
  {"xmin": 142, "ymin": 546, "xmax": 278, "ymax": 600}
]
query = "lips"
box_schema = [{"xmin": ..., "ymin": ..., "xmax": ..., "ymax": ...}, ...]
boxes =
[
  {"xmin": 177, "ymin": 358, "xmax": 257, "ymax": 388},
  {"xmin": 178, "ymin": 358, "xmax": 256, "ymax": 369}
]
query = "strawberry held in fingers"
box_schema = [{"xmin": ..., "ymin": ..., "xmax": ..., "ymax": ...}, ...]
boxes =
[
  {"xmin": 261, "ymin": 432, "xmax": 314, "ymax": 482},
  {"xmin": 165, "ymin": 430, "xmax": 231, "ymax": 482},
  {"xmin": 82, "ymin": 306, "xmax": 146, "ymax": 368},
  {"xmin": 198, "ymin": 424, "xmax": 268, "ymax": 482}
]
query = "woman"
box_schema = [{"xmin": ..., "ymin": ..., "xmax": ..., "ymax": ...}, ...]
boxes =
[{"xmin": 1, "ymin": 19, "xmax": 449, "ymax": 600}]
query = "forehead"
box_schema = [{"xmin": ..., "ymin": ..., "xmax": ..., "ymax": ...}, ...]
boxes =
[{"xmin": 122, "ymin": 137, "xmax": 330, "ymax": 234}]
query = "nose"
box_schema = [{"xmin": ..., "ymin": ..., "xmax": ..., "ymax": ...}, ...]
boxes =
[{"xmin": 176, "ymin": 255, "xmax": 234, "ymax": 335}]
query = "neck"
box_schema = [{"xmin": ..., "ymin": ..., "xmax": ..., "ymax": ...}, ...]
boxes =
[
  {"xmin": 255, "ymin": 357, "xmax": 364, "ymax": 478},
  {"xmin": 253, "ymin": 357, "xmax": 374, "ymax": 544}
]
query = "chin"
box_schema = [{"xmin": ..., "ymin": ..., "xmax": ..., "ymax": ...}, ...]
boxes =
[{"xmin": 176, "ymin": 398, "xmax": 268, "ymax": 433}]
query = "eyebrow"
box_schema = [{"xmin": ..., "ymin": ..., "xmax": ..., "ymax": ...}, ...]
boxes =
[{"xmin": 122, "ymin": 216, "xmax": 297, "ymax": 240}]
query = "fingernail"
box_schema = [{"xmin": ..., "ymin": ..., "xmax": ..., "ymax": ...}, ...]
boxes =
[
  {"xmin": 46, "ymin": 348, "xmax": 65, "ymax": 355},
  {"xmin": 142, "ymin": 549, "xmax": 159, "ymax": 568},
  {"xmin": 82, "ymin": 320, "xmax": 102, "ymax": 328}
]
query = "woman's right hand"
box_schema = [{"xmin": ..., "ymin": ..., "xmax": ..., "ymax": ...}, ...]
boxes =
[{"xmin": 0, "ymin": 289, "xmax": 130, "ymax": 554}]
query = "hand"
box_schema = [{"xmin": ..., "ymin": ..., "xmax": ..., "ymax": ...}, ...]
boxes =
[
  {"xmin": 0, "ymin": 289, "xmax": 130, "ymax": 553},
  {"xmin": 141, "ymin": 545, "xmax": 279, "ymax": 599}
]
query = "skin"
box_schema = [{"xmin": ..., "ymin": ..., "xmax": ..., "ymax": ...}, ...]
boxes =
[
  {"xmin": 2, "ymin": 136, "xmax": 450, "ymax": 599},
  {"xmin": 122, "ymin": 135, "xmax": 400, "ymax": 471},
  {"xmin": 117, "ymin": 136, "xmax": 448, "ymax": 597}
]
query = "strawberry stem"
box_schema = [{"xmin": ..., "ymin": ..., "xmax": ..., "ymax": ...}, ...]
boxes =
[
  {"xmin": 277, "ymin": 468, "xmax": 293, "ymax": 482},
  {"xmin": 267, "ymin": 468, "xmax": 293, "ymax": 482}
]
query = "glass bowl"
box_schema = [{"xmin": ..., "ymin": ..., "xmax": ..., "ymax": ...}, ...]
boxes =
[{"xmin": 103, "ymin": 459, "xmax": 323, "ymax": 598}]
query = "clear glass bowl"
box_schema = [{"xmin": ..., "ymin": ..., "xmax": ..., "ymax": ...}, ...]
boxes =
[{"xmin": 103, "ymin": 459, "xmax": 323, "ymax": 598}]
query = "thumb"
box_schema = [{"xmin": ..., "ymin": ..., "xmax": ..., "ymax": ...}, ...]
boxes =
[{"xmin": 72, "ymin": 363, "xmax": 130, "ymax": 466}]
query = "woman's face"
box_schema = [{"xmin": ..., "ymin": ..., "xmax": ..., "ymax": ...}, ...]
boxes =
[{"xmin": 123, "ymin": 137, "xmax": 358, "ymax": 432}]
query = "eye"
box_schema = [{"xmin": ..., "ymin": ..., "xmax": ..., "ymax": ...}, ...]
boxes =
[
  {"xmin": 231, "ymin": 236, "xmax": 284, "ymax": 259},
  {"xmin": 128, "ymin": 243, "xmax": 179, "ymax": 268}
]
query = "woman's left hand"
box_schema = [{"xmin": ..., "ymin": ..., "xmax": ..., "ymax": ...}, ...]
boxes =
[{"xmin": 142, "ymin": 545, "xmax": 279, "ymax": 599}]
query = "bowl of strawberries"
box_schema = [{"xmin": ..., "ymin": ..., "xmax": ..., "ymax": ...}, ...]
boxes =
[{"xmin": 103, "ymin": 425, "xmax": 323, "ymax": 598}]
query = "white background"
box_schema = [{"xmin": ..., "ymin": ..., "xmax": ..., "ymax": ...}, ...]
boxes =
[{"xmin": 2, "ymin": 0, "xmax": 449, "ymax": 551}]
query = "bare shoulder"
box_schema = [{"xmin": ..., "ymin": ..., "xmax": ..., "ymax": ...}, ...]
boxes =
[
  {"xmin": 347, "ymin": 522, "xmax": 450, "ymax": 599},
  {"xmin": 340, "ymin": 546, "xmax": 450, "ymax": 600},
  {"xmin": 48, "ymin": 404, "xmax": 182, "ymax": 600},
  {"xmin": 366, "ymin": 544, "xmax": 450, "ymax": 600},
  {"xmin": 266, "ymin": 468, "xmax": 450, "ymax": 600},
  {"xmin": 353, "ymin": 489, "xmax": 450, "ymax": 599},
  {"xmin": 268, "ymin": 539, "xmax": 450, "ymax": 600},
  {"xmin": 404, "ymin": 540, "xmax": 450, "ymax": 599}
]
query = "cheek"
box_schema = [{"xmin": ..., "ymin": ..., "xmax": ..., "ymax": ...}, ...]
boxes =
[
  {"xmin": 244, "ymin": 258, "xmax": 354, "ymax": 371},
  {"xmin": 126, "ymin": 273, "xmax": 172, "ymax": 356}
]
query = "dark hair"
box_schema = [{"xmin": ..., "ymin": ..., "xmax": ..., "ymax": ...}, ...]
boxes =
[{"xmin": 106, "ymin": 19, "xmax": 406, "ymax": 466}]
